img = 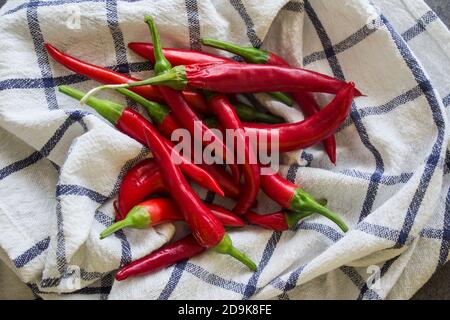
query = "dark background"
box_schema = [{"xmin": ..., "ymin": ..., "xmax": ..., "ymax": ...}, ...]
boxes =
[{"xmin": 0, "ymin": 0, "xmax": 448, "ymax": 300}]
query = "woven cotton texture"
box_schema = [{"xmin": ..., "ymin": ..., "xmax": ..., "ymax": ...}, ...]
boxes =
[{"xmin": 0, "ymin": 0, "xmax": 449, "ymax": 300}]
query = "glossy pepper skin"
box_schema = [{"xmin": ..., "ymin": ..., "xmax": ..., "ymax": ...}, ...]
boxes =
[
  {"xmin": 100, "ymin": 198, "xmax": 245, "ymax": 238},
  {"xmin": 128, "ymin": 42, "xmax": 233, "ymax": 65},
  {"xmin": 116, "ymin": 158, "xmax": 165, "ymax": 220},
  {"xmin": 58, "ymin": 85, "xmax": 224, "ymax": 199},
  {"xmin": 143, "ymin": 16, "xmax": 241, "ymax": 184},
  {"xmin": 115, "ymin": 234, "xmax": 205, "ymax": 281},
  {"xmin": 122, "ymin": 62, "xmax": 360, "ymax": 96},
  {"xmin": 44, "ymin": 43, "xmax": 210, "ymax": 114},
  {"xmin": 260, "ymin": 172, "xmax": 348, "ymax": 232},
  {"xmin": 128, "ymin": 42, "xmax": 293, "ymax": 106},
  {"xmin": 243, "ymin": 83, "xmax": 356, "ymax": 153},
  {"xmin": 206, "ymin": 93, "xmax": 260, "ymax": 215},
  {"xmin": 200, "ymin": 38, "xmax": 338, "ymax": 164}
]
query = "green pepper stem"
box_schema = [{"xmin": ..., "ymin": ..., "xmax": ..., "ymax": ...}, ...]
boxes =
[
  {"xmin": 144, "ymin": 15, "xmax": 172, "ymax": 75},
  {"xmin": 100, "ymin": 219, "xmax": 133, "ymax": 239},
  {"xmin": 79, "ymin": 67, "xmax": 188, "ymax": 105},
  {"xmin": 213, "ymin": 234, "xmax": 257, "ymax": 271},
  {"xmin": 201, "ymin": 38, "xmax": 269, "ymax": 64},
  {"xmin": 228, "ymin": 247, "xmax": 257, "ymax": 271},
  {"xmin": 285, "ymin": 198, "xmax": 328, "ymax": 228},
  {"xmin": 99, "ymin": 205, "xmax": 151, "ymax": 239},
  {"xmin": 59, "ymin": 85, "xmax": 123, "ymax": 125},
  {"xmin": 268, "ymin": 92, "xmax": 294, "ymax": 107},
  {"xmin": 116, "ymin": 88, "xmax": 170, "ymax": 124},
  {"xmin": 291, "ymin": 190, "xmax": 348, "ymax": 232}
]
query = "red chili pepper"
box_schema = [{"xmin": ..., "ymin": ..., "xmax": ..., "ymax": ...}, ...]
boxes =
[
  {"xmin": 116, "ymin": 158, "xmax": 243, "ymax": 222},
  {"xmin": 111, "ymin": 61, "xmax": 360, "ymax": 95},
  {"xmin": 115, "ymin": 230, "xmax": 255, "ymax": 281},
  {"xmin": 244, "ymin": 199, "xmax": 327, "ymax": 231},
  {"xmin": 143, "ymin": 16, "xmax": 241, "ymax": 184},
  {"xmin": 44, "ymin": 43, "xmax": 210, "ymax": 114},
  {"xmin": 100, "ymin": 198, "xmax": 245, "ymax": 238},
  {"xmin": 58, "ymin": 85, "xmax": 224, "ymax": 199},
  {"xmin": 206, "ymin": 92, "xmax": 260, "ymax": 215},
  {"xmin": 260, "ymin": 171, "xmax": 348, "ymax": 232},
  {"xmin": 115, "ymin": 234, "xmax": 205, "ymax": 281},
  {"xmin": 128, "ymin": 42, "xmax": 233, "ymax": 65},
  {"xmin": 200, "ymin": 38, "xmax": 339, "ymax": 164},
  {"xmin": 243, "ymin": 82, "xmax": 356, "ymax": 153},
  {"xmin": 128, "ymin": 42, "xmax": 293, "ymax": 106},
  {"xmin": 116, "ymin": 158, "xmax": 165, "ymax": 220}
]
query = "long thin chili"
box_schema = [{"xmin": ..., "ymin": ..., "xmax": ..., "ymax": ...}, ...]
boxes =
[
  {"xmin": 115, "ymin": 234, "xmax": 205, "ymax": 280},
  {"xmin": 243, "ymin": 83, "xmax": 355, "ymax": 153},
  {"xmin": 90, "ymin": 61, "xmax": 361, "ymax": 96},
  {"xmin": 116, "ymin": 231, "xmax": 254, "ymax": 281}
]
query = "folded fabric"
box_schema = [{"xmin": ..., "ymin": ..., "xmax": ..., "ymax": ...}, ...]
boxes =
[{"xmin": 0, "ymin": 0, "xmax": 448, "ymax": 300}]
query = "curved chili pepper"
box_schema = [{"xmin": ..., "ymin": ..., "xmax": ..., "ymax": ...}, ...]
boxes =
[
  {"xmin": 58, "ymin": 85, "xmax": 224, "ymax": 199},
  {"xmin": 143, "ymin": 15, "xmax": 241, "ymax": 184},
  {"xmin": 116, "ymin": 158, "xmax": 165, "ymax": 220},
  {"xmin": 116, "ymin": 232, "xmax": 254, "ymax": 280},
  {"xmin": 115, "ymin": 234, "xmax": 205, "ymax": 281},
  {"xmin": 200, "ymin": 38, "xmax": 338, "ymax": 164},
  {"xmin": 244, "ymin": 199, "xmax": 327, "ymax": 231},
  {"xmin": 243, "ymin": 83, "xmax": 356, "ymax": 153},
  {"xmin": 44, "ymin": 43, "xmax": 210, "ymax": 114},
  {"xmin": 105, "ymin": 62, "xmax": 360, "ymax": 95},
  {"xmin": 100, "ymin": 198, "xmax": 245, "ymax": 238},
  {"xmin": 128, "ymin": 42, "xmax": 293, "ymax": 106},
  {"xmin": 260, "ymin": 171, "xmax": 348, "ymax": 232},
  {"xmin": 205, "ymin": 92, "xmax": 260, "ymax": 215}
]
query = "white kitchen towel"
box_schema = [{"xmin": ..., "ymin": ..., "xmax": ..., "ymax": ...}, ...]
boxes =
[{"xmin": 0, "ymin": 0, "xmax": 448, "ymax": 300}]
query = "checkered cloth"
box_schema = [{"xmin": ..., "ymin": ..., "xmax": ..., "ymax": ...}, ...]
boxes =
[{"xmin": 0, "ymin": 0, "xmax": 449, "ymax": 300}]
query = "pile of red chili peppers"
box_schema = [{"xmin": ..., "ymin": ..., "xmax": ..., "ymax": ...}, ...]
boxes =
[{"xmin": 48, "ymin": 15, "xmax": 361, "ymax": 281}]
